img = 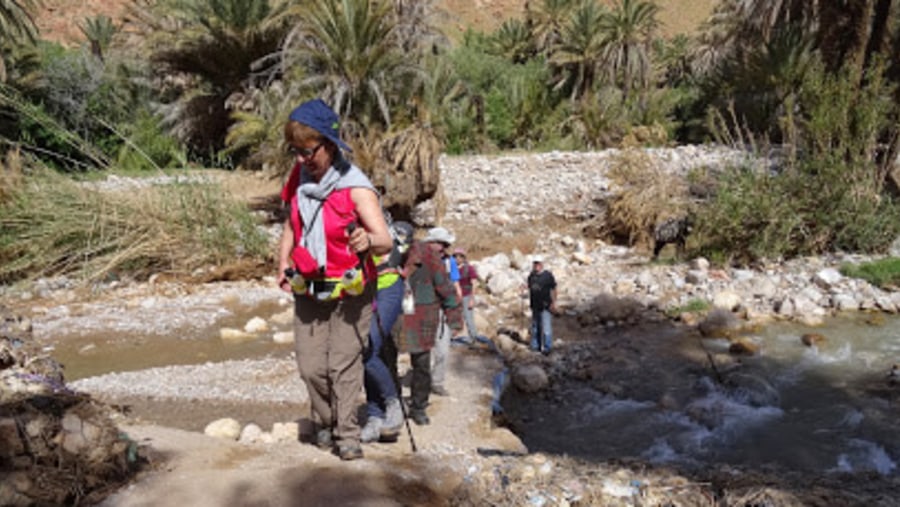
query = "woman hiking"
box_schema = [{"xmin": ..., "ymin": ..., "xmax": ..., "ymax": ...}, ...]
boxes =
[{"xmin": 277, "ymin": 99, "xmax": 392, "ymax": 460}]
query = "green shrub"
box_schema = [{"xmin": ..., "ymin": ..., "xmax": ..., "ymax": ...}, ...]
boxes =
[
  {"xmin": 695, "ymin": 59, "xmax": 900, "ymax": 263},
  {"xmin": 693, "ymin": 167, "xmax": 804, "ymax": 264},
  {"xmin": 115, "ymin": 111, "xmax": 188, "ymax": 172},
  {"xmin": 666, "ymin": 298, "xmax": 710, "ymax": 317},
  {"xmin": 840, "ymin": 258, "xmax": 900, "ymax": 289}
]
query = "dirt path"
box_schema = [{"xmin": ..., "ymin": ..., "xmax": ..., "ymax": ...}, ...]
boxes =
[{"xmin": 98, "ymin": 348, "xmax": 520, "ymax": 507}]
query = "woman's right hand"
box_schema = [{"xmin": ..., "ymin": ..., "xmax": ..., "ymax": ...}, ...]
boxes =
[{"xmin": 278, "ymin": 261, "xmax": 292, "ymax": 294}]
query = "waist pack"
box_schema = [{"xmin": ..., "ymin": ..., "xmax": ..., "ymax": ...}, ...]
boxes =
[{"xmin": 288, "ymin": 268, "xmax": 365, "ymax": 301}]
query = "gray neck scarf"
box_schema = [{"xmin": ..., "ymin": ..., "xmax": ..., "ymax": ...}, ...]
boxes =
[{"xmin": 297, "ymin": 155, "xmax": 376, "ymax": 272}]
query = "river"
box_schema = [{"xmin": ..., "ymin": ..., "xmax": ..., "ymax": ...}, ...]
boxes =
[{"xmin": 500, "ymin": 314, "xmax": 899, "ymax": 477}]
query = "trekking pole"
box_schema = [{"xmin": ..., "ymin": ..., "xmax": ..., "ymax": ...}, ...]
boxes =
[
  {"xmin": 347, "ymin": 222, "xmax": 368, "ymax": 268},
  {"xmin": 374, "ymin": 309, "xmax": 418, "ymax": 453}
]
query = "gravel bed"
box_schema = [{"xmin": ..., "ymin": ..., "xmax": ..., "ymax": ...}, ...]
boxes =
[
  {"xmin": 31, "ymin": 282, "xmax": 287, "ymax": 339},
  {"xmin": 70, "ymin": 357, "xmax": 307, "ymax": 404}
]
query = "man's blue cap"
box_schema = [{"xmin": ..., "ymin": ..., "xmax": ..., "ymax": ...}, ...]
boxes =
[{"xmin": 288, "ymin": 99, "xmax": 352, "ymax": 152}]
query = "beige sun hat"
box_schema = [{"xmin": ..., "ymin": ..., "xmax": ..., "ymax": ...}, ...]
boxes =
[{"xmin": 423, "ymin": 227, "xmax": 455, "ymax": 245}]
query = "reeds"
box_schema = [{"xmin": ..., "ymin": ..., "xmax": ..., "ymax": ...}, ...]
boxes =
[
  {"xmin": 0, "ymin": 166, "xmax": 268, "ymax": 284},
  {"xmin": 604, "ymin": 149, "xmax": 690, "ymax": 249}
]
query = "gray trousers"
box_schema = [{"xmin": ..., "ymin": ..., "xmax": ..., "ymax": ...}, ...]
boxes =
[
  {"xmin": 462, "ymin": 295, "xmax": 478, "ymax": 340},
  {"xmin": 293, "ymin": 283, "xmax": 374, "ymax": 447},
  {"xmin": 430, "ymin": 309, "xmax": 452, "ymax": 388}
]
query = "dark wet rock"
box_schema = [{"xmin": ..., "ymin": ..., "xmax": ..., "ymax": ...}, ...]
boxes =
[{"xmin": 801, "ymin": 332, "xmax": 827, "ymax": 347}]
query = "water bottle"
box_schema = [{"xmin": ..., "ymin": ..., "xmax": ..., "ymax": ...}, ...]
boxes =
[
  {"xmin": 341, "ymin": 268, "xmax": 364, "ymax": 296},
  {"xmin": 284, "ymin": 268, "xmax": 306, "ymax": 294},
  {"xmin": 402, "ymin": 282, "xmax": 415, "ymax": 315}
]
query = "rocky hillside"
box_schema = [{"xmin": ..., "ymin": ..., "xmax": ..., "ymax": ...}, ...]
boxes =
[{"xmin": 34, "ymin": 0, "xmax": 716, "ymax": 47}]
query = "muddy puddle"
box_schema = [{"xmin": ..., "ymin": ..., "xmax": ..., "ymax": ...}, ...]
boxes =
[{"xmin": 37, "ymin": 298, "xmax": 293, "ymax": 381}]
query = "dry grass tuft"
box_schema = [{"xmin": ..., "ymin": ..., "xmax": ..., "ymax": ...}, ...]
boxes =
[
  {"xmin": 352, "ymin": 125, "xmax": 444, "ymax": 223},
  {"xmin": 0, "ymin": 148, "xmax": 24, "ymax": 204},
  {"xmin": 603, "ymin": 149, "xmax": 691, "ymax": 249},
  {"xmin": 0, "ymin": 167, "xmax": 269, "ymax": 284}
]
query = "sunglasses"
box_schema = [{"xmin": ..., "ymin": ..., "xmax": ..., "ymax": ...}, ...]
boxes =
[{"xmin": 289, "ymin": 142, "xmax": 323, "ymax": 159}]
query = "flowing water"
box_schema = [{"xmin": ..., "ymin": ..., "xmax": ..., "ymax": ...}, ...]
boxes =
[{"xmin": 502, "ymin": 315, "xmax": 900, "ymax": 477}]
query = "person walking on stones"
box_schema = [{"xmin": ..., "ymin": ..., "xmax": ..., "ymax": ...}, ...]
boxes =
[
  {"xmin": 400, "ymin": 238, "xmax": 464, "ymax": 425},
  {"xmin": 277, "ymin": 98, "xmax": 392, "ymax": 461},
  {"xmin": 424, "ymin": 227, "xmax": 461, "ymax": 397},
  {"xmin": 453, "ymin": 247, "xmax": 481, "ymax": 344},
  {"xmin": 526, "ymin": 255, "xmax": 557, "ymax": 354},
  {"xmin": 360, "ymin": 220, "xmax": 414, "ymax": 443}
]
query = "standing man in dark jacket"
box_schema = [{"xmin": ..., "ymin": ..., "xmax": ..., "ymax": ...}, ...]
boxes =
[
  {"xmin": 400, "ymin": 240, "xmax": 464, "ymax": 425},
  {"xmin": 526, "ymin": 255, "xmax": 557, "ymax": 354}
]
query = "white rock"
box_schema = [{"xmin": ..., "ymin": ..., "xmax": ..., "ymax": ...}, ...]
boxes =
[
  {"xmin": 270, "ymin": 308, "xmax": 294, "ymax": 326},
  {"xmin": 220, "ymin": 328, "xmax": 255, "ymax": 342},
  {"xmin": 752, "ymin": 278, "xmax": 778, "ymax": 299},
  {"xmin": 685, "ymin": 270, "xmax": 707, "ymax": 284},
  {"xmin": 832, "ymin": 293, "xmax": 858, "ymax": 311},
  {"xmin": 571, "ymin": 252, "xmax": 592, "ymax": 265},
  {"xmin": 487, "ymin": 271, "xmax": 521, "ymax": 296},
  {"xmin": 875, "ymin": 296, "xmax": 897, "ymax": 313},
  {"xmin": 239, "ymin": 423, "xmax": 263, "ymax": 443},
  {"xmin": 712, "ymin": 291, "xmax": 742, "ymax": 311},
  {"xmin": 244, "ymin": 316, "xmax": 269, "ymax": 333},
  {"xmin": 272, "ymin": 422, "xmax": 299, "ymax": 442},
  {"xmin": 813, "ymin": 268, "xmax": 843, "ymax": 289},
  {"xmin": 732, "ymin": 269, "xmax": 755, "ymax": 282},
  {"xmin": 205, "ymin": 418, "xmax": 241, "ymax": 440},
  {"xmin": 691, "ymin": 257, "xmax": 710, "ymax": 271},
  {"xmin": 273, "ymin": 331, "xmax": 294, "ymax": 344}
]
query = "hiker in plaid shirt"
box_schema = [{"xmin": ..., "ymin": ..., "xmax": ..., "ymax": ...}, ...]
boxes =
[{"xmin": 399, "ymin": 239, "xmax": 464, "ymax": 425}]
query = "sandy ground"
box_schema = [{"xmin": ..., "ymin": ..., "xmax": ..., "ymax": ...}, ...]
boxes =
[{"xmin": 95, "ymin": 347, "xmax": 522, "ymax": 507}]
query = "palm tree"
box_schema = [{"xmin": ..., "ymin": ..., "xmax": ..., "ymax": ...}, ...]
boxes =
[
  {"xmin": 0, "ymin": 0, "xmax": 36, "ymax": 41},
  {"xmin": 135, "ymin": 0, "xmax": 291, "ymax": 156},
  {"xmin": 491, "ymin": 18, "xmax": 533, "ymax": 64},
  {"xmin": 281, "ymin": 0, "xmax": 424, "ymax": 131},
  {"xmin": 389, "ymin": 0, "xmax": 446, "ymax": 54},
  {"xmin": 224, "ymin": 81, "xmax": 302, "ymax": 169},
  {"xmin": 526, "ymin": 0, "xmax": 577, "ymax": 56},
  {"xmin": 79, "ymin": 15, "xmax": 117, "ymax": 62},
  {"xmin": 598, "ymin": 0, "xmax": 660, "ymax": 101},
  {"xmin": 0, "ymin": 0, "xmax": 37, "ymax": 83},
  {"xmin": 548, "ymin": 0, "xmax": 606, "ymax": 102}
]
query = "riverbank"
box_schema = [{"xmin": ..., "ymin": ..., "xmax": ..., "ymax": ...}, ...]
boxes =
[{"xmin": 3, "ymin": 148, "xmax": 900, "ymax": 505}]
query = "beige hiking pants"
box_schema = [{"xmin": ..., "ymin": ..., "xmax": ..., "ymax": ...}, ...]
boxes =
[{"xmin": 293, "ymin": 283, "xmax": 374, "ymax": 447}]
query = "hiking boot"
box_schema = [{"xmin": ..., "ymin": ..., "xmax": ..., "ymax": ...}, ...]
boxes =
[
  {"xmin": 382, "ymin": 398, "xmax": 404, "ymax": 433},
  {"xmin": 360, "ymin": 417, "xmax": 383, "ymax": 443},
  {"xmin": 431, "ymin": 385, "xmax": 449, "ymax": 397},
  {"xmin": 338, "ymin": 444, "xmax": 364, "ymax": 461},
  {"xmin": 315, "ymin": 428, "xmax": 333, "ymax": 450},
  {"xmin": 410, "ymin": 410, "xmax": 430, "ymax": 426}
]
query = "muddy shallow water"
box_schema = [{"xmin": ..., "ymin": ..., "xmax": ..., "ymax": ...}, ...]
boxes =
[{"xmin": 38, "ymin": 298, "xmax": 292, "ymax": 381}]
